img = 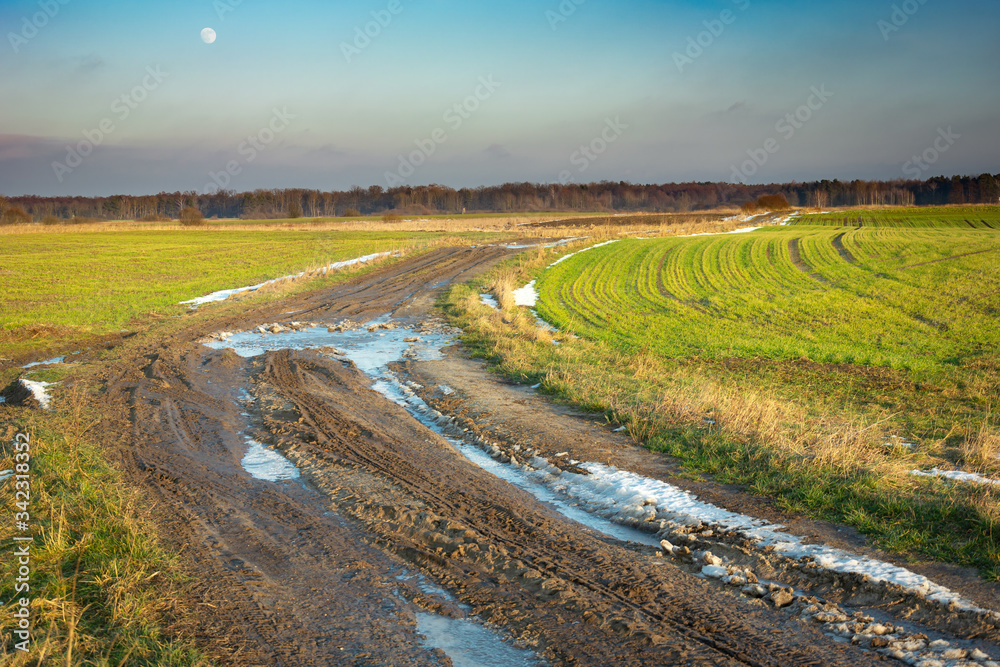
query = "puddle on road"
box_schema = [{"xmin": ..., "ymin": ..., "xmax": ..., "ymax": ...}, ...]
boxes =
[
  {"xmin": 205, "ymin": 320, "xmax": 454, "ymax": 374},
  {"xmin": 241, "ymin": 438, "xmax": 300, "ymax": 482},
  {"xmin": 207, "ymin": 320, "xmax": 545, "ymax": 665},
  {"xmin": 415, "ymin": 613, "xmax": 539, "ymax": 667},
  {"xmin": 207, "ymin": 321, "xmax": 670, "ymax": 549}
]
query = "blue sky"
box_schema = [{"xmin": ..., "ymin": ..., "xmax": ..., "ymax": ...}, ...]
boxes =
[{"xmin": 1, "ymin": 0, "xmax": 997, "ymax": 195}]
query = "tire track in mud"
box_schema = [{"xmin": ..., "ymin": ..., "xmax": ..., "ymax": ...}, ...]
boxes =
[{"xmin": 259, "ymin": 348, "xmax": 880, "ymax": 666}]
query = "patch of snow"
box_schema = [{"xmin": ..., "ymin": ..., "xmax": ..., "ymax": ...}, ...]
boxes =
[
  {"xmin": 613, "ymin": 426, "xmax": 627, "ymax": 433},
  {"xmin": 22, "ymin": 355, "xmax": 66, "ymax": 369},
  {"xmin": 0, "ymin": 469, "xmax": 13, "ymax": 482},
  {"xmin": 680, "ymin": 226, "xmax": 763, "ymax": 239},
  {"xmin": 181, "ymin": 251, "xmax": 393, "ymax": 306},
  {"xmin": 480, "ymin": 294, "xmax": 499, "ymax": 309},
  {"xmin": 512, "ymin": 281, "xmax": 538, "ymax": 307},
  {"xmin": 0, "ymin": 397, "xmax": 5, "ymax": 404},
  {"xmin": 911, "ymin": 468, "xmax": 1000, "ymax": 487},
  {"xmin": 530, "ymin": 383, "xmax": 541, "ymax": 389},
  {"xmin": 438, "ymin": 385, "xmax": 455, "ymax": 396},
  {"xmin": 20, "ymin": 379, "xmax": 56, "ymax": 410}
]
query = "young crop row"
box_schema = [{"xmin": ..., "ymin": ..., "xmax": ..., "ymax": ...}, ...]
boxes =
[
  {"xmin": 535, "ymin": 227, "xmax": 1000, "ymax": 381},
  {"xmin": 792, "ymin": 205, "xmax": 1000, "ymax": 228}
]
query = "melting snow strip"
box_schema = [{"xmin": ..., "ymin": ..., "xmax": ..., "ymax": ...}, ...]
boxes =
[
  {"xmin": 20, "ymin": 380, "xmax": 56, "ymax": 410},
  {"xmin": 180, "ymin": 252, "xmax": 393, "ymax": 306},
  {"xmin": 546, "ymin": 239, "xmax": 620, "ymax": 268},
  {"xmin": 534, "ymin": 462, "xmax": 993, "ymax": 614},
  {"xmin": 480, "ymin": 294, "xmax": 500, "ymax": 309},
  {"xmin": 911, "ymin": 469, "xmax": 1000, "ymax": 487},
  {"xmin": 22, "ymin": 355, "xmax": 66, "ymax": 369}
]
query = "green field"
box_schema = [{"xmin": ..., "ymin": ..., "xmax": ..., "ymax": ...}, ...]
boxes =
[
  {"xmin": 446, "ymin": 208, "xmax": 1000, "ymax": 576},
  {"xmin": 0, "ymin": 229, "xmax": 498, "ymax": 358},
  {"xmin": 536, "ymin": 225, "xmax": 1000, "ymax": 381},
  {"xmin": 792, "ymin": 205, "xmax": 1000, "ymax": 228}
]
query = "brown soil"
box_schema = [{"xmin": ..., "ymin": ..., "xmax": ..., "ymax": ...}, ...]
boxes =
[{"xmin": 64, "ymin": 245, "xmax": 997, "ymax": 664}]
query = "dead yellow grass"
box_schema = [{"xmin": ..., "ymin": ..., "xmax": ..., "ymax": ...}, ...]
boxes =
[
  {"xmin": 0, "ymin": 210, "xmax": 752, "ymax": 238},
  {"xmin": 0, "ymin": 389, "xmax": 209, "ymax": 665}
]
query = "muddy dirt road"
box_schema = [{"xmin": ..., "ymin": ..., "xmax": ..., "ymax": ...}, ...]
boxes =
[{"xmin": 102, "ymin": 246, "xmax": 998, "ymax": 666}]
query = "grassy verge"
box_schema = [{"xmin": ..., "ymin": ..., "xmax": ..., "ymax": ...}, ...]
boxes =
[
  {"xmin": 442, "ymin": 237, "xmax": 1000, "ymax": 580},
  {"xmin": 0, "ymin": 394, "xmax": 210, "ymax": 665}
]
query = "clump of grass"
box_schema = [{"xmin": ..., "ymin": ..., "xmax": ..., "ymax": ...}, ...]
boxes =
[
  {"xmin": 960, "ymin": 421, "xmax": 1000, "ymax": 473},
  {"xmin": 0, "ymin": 389, "xmax": 211, "ymax": 665}
]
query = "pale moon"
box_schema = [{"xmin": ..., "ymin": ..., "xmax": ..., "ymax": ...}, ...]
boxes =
[{"xmin": 201, "ymin": 27, "xmax": 217, "ymax": 44}]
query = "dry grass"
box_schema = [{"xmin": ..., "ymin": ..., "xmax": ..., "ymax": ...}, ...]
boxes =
[
  {"xmin": 0, "ymin": 210, "xmax": 753, "ymax": 238},
  {"xmin": 0, "ymin": 389, "xmax": 209, "ymax": 665},
  {"xmin": 960, "ymin": 421, "xmax": 1000, "ymax": 473}
]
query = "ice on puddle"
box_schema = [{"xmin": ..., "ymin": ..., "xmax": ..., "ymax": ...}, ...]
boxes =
[
  {"xmin": 205, "ymin": 314, "xmax": 993, "ymax": 621},
  {"xmin": 241, "ymin": 439, "xmax": 300, "ymax": 482},
  {"xmin": 415, "ymin": 613, "xmax": 539, "ymax": 667}
]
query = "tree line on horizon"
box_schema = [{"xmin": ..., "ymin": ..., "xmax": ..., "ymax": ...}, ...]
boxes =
[{"xmin": 2, "ymin": 173, "xmax": 998, "ymax": 223}]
